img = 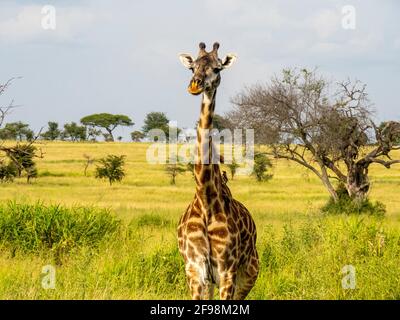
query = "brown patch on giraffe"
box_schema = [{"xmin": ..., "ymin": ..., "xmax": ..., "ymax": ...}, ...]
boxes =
[
  {"xmin": 189, "ymin": 236, "xmax": 207, "ymax": 248},
  {"xmin": 208, "ymin": 227, "xmax": 228, "ymax": 238},
  {"xmin": 200, "ymin": 168, "xmax": 211, "ymax": 184},
  {"xmin": 209, "ymin": 238, "xmax": 226, "ymax": 249},
  {"xmin": 186, "ymin": 222, "xmax": 206, "ymax": 233},
  {"xmin": 195, "ymin": 164, "xmax": 202, "ymax": 174},
  {"xmin": 213, "ymin": 213, "xmax": 226, "ymax": 223},
  {"xmin": 213, "ymin": 200, "xmax": 222, "ymax": 213}
]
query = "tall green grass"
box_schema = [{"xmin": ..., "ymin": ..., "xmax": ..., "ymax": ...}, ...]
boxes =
[
  {"xmin": 1, "ymin": 205, "xmax": 399, "ymax": 299},
  {"xmin": 0, "ymin": 202, "xmax": 120, "ymax": 262},
  {"xmin": 250, "ymin": 216, "xmax": 400, "ymax": 299}
]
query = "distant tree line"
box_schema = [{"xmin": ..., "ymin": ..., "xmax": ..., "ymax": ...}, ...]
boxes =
[{"xmin": 0, "ymin": 110, "xmax": 236, "ymax": 143}]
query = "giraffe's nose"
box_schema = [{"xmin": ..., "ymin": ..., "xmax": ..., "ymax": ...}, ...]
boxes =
[{"xmin": 188, "ymin": 79, "xmax": 204, "ymax": 95}]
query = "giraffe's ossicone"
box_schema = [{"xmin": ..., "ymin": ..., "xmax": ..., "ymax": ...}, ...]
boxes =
[{"xmin": 177, "ymin": 42, "xmax": 259, "ymax": 300}]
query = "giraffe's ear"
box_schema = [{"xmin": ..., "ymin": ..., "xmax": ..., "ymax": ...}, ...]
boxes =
[
  {"xmin": 179, "ymin": 54, "xmax": 194, "ymax": 69},
  {"xmin": 221, "ymin": 54, "xmax": 237, "ymax": 69}
]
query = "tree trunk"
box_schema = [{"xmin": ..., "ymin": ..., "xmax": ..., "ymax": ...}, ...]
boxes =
[
  {"xmin": 318, "ymin": 162, "xmax": 339, "ymax": 202},
  {"xmin": 346, "ymin": 163, "xmax": 370, "ymax": 203},
  {"xmin": 106, "ymin": 129, "xmax": 114, "ymax": 142}
]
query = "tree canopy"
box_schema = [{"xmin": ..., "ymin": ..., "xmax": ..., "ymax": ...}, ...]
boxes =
[
  {"xmin": 0, "ymin": 121, "xmax": 34, "ymax": 141},
  {"xmin": 81, "ymin": 113, "xmax": 134, "ymax": 142},
  {"xmin": 41, "ymin": 121, "xmax": 61, "ymax": 141},
  {"xmin": 142, "ymin": 112, "xmax": 169, "ymax": 136},
  {"xmin": 62, "ymin": 122, "xmax": 86, "ymax": 142}
]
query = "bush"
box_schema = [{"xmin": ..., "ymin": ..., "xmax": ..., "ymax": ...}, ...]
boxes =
[
  {"xmin": 1, "ymin": 144, "xmax": 39, "ymax": 182},
  {"xmin": 164, "ymin": 158, "xmax": 186, "ymax": 185},
  {"xmin": 226, "ymin": 159, "xmax": 240, "ymax": 180},
  {"xmin": 322, "ymin": 183, "xmax": 386, "ymax": 216},
  {"xmin": 0, "ymin": 161, "xmax": 18, "ymax": 182},
  {"xmin": 95, "ymin": 154, "xmax": 126, "ymax": 185},
  {"xmin": 0, "ymin": 202, "xmax": 120, "ymax": 259},
  {"xmin": 252, "ymin": 153, "xmax": 273, "ymax": 182}
]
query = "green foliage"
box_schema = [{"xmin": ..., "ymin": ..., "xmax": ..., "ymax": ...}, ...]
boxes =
[
  {"xmin": 0, "ymin": 160, "xmax": 17, "ymax": 182},
  {"xmin": 131, "ymin": 130, "xmax": 145, "ymax": 142},
  {"xmin": 322, "ymin": 183, "xmax": 386, "ymax": 216},
  {"xmin": 164, "ymin": 157, "xmax": 186, "ymax": 185},
  {"xmin": 0, "ymin": 202, "xmax": 120, "ymax": 259},
  {"xmin": 87, "ymin": 127, "xmax": 103, "ymax": 142},
  {"xmin": 62, "ymin": 122, "xmax": 86, "ymax": 141},
  {"xmin": 81, "ymin": 113, "xmax": 133, "ymax": 142},
  {"xmin": 95, "ymin": 154, "xmax": 126, "ymax": 185},
  {"xmin": 226, "ymin": 159, "xmax": 240, "ymax": 180},
  {"xmin": 142, "ymin": 112, "xmax": 169, "ymax": 134},
  {"xmin": 41, "ymin": 122, "xmax": 61, "ymax": 141},
  {"xmin": 2, "ymin": 144, "xmax": 38, "ymax": 182},
  {"xmin": 142, "ymin": 112, "xmax": 172, "ymax": 141},
  {"xmin": 252, "ymin": 153, "xmax": 273, "ymax": 182},
  {"xmin": 0, "ymin": 122, "xmax": 34, "ymax": 141}
]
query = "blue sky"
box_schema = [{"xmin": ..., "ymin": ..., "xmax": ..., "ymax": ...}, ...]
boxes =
[{"xmin": 0, "ymin": 0, "xmax": 399, "ymax": 140}]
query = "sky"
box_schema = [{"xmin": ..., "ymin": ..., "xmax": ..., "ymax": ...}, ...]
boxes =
[{"xmin": 0, "ymin": 0, "xmax": 399, "ymax": 140}]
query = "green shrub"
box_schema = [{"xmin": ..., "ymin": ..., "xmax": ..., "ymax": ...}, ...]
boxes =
[
  {"xmin": 252, "ymin": 153, "xmax": 273, "ymax": 182},
  {"xmin": 0, "ymin": 161, "xmax": 18, "ymax": 182},
  {"xmin": 322, "ymin": 184, "xmax": 386, "ymax": 216},
  {"xmin": 0, "ymin": 202, "xmax": 120, "ymax": 258},
  {"xmin": 95, "ymin": 154, "xmax": 126, "ymax": 185}
]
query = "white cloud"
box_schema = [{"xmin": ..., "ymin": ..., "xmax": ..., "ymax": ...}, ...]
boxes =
[
  {"xmin": 0, "ymin": 6, "xmax": 42, "ymax": 41},
  {"xmin": 0, "ymin": 4, "xmax": 104, "ymax": 44}
]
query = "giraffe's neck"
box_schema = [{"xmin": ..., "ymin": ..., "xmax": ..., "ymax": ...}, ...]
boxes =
[{"xmin": 194, "ymin": 90, "xmax": 222, "ymax": 211}]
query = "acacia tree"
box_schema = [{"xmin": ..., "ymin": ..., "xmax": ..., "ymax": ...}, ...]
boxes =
[
  {"xmin": 41, "ymin": 122, "xmax": 61, "ymax": 140},
  {"xmin": 165, "ymin": 157, "xmax": 186, "ymax": 185},
  {"xmin": 0, "ymin": 121, "xmax": 34, "ymax": 141},
  {"xmin": 95, "ymin": 154, "xmax": 126, "ymax": 185},
  {"xmin": 229, "ymin": 68, "xmax": 400, "ymax": 203},
  {"xmin": 62, "ymin": 122, "xmax": 86, "ymax": 141},
  {"xmin": 131, "ymin": 130, "xmax": 145, "ymax": 142},
  {"xmin": 81, "ymin": 113, "xmax": 134, "ymax": 142}
]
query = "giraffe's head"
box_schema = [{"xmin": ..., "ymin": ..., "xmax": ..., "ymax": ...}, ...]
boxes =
[{"xmin": 179, "ymin": 42, "xmax": 237, "ymax": 95}]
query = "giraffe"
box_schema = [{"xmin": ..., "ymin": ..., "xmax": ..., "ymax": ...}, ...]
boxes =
[{"xmin": 177, "ymin": 42, "xmax": 259, "ymax": 300}]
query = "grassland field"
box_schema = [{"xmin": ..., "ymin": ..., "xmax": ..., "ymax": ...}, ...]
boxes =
[{"xmin": 0, "ymin": 141, "xmax": 400, "ymax": 299}]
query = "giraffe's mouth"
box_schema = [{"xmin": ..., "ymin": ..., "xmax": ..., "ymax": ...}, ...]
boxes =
[{"xmin": 188, "ymin": 80, "xmax": 204, "ymax": 95}]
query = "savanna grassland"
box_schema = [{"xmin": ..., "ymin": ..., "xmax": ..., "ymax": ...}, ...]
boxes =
[{"xmin": 1, "ymin": 141, "xmax": 400, "ymax": 299}]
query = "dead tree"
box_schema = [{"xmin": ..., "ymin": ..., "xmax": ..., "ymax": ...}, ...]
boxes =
[{"xmin": 229, "ymin": 68, "xmax": 400, "ymax": 202}]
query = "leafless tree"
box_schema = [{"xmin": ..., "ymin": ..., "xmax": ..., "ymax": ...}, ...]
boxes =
[
  {"xmin": 83, "ymin": 154, "xmax": 95, "ymax": 176},
  {"xmin": 229, "ymin": 68, "xmax": 400, "ymax": 202},
  {"xmin": 0, "ymin": 78, "xmax": 21, "ymax": 128}
]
